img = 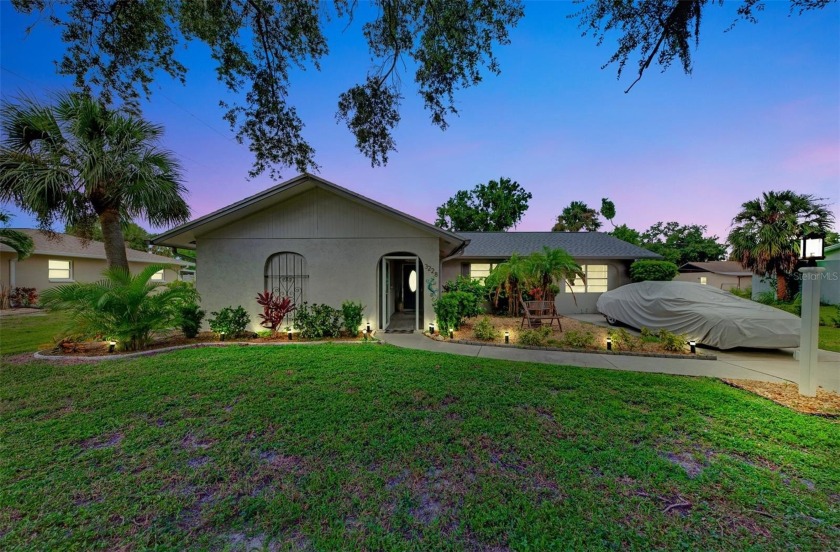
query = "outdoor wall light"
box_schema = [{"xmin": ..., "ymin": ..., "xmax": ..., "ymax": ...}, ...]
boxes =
[
  {"xmin": 799, "ymin": 231, "xmax": 825, "ymax": 266},
  {"xmin": 504, "ymin": 330, "xmax": 510, "ymax": 344},
  {"xmin": 689, "ymin": 340, "xmax": 696, "ymax": 354},
  {"xmin": 429, "ymin": 322, "xmax": 435, "ymax": 334},
  {"xmin": 108, "ymin": 340, "xmax": 116, "ymax": 353},
  {"xmin": 606, "ymin": 336, "xmax": 612, "ymax": 351}
]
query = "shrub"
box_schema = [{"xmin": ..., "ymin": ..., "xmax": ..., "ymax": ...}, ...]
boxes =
[
  {"xmin": 518, "ymin": 326, "xmax": 552, "ymax": 347},
  {"xmin": 256, "ymin": 291, "xmax": 296, "ymax": 333},
  {"xmin": 657, "ymin": 329, "xmax": 687, "ymax": 352},
  {"xmin": 473, "ymin": 316, "xmax": 499, "ymax": 341},
  {"xmin": 629, "ymin": 260, "xmax": 678, "ymax": 282},
  {"xmin": 729, "ymin": 287, "xmax": 752, "ymax": 299},
  {"xmin": 294, "ymin": 302, "xmax": 342, "ymax": 338},
  {"xmin": 256, "ymin": 330, "xmax": 273, "ymax": 338},
  {"xmin": 561, "ymin": 329, "xmax": 596, "ymax": 349},
  {"xmin": 10, "ymin": 287, "xmax": 38, "ymax": 308},
  {"xmin": 443, "ymin": 275, "xmax": 487, "ymax": 299},
  {"xmin": 830, "ymin": 305, "xmax": 840, "ymax": 328},
  {"xmin": 40, "ymin": 265, "xmax": 195, "ymax": 351},
  {"xmin": 756, "ymin": 289, "xmax": 777, "ymax": 305},
  {"xmin": 434, "ymin": 291, "xmax": 483, "ymax": 334},
  {"xmin": 341, "ymin": 301, "xmax": 366, "ymax": 336},
  {"xmin": 178, "ymin": 303, "xmax": 205, "ymax": 338},
  {"xmin": 640, "ymin": 326, "xmax": 654, "ymax": 338},
  {"xmin": 610, "ymin": 328, "xmax": 642, "ymax": 351},
  {"xmin": 208, "ymin": 306, "xmax": 251, "ymax": 337}
]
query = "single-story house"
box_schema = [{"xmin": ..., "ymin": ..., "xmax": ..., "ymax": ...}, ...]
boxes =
[
  {"xmin": 152, "ymin": 174, "xmax": 661, "ymax": 332},
  {"xmin": 0, "ymin": 229, "xmax": 190, "ymax": 296},
  {"xmin": 676, "ymin": 261, "xmax": 753, "ymax": 290},
  {"xmin": 816, "ymin": 243, "xmax": 839, "ymax": 305}
]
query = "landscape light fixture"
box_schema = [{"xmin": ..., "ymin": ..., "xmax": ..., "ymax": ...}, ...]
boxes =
[
  {"xmin": 429, "ymin": 322, "xmax": 435, "ymax": 334},
  {"xmin": 288, "ymin": 329, "xmax": 293, "ymax": 340},
  {"xmin": 449, "ymin": 328, "xmax": 454, "ymax": 339},
  {"xmin": 689, "ymin": 340, "xmax": 696, "ymax": 354},
  {"xmin": 366, "ymin": 322, "xmax": 371, "ymax": 333},
  {"xmin": 108, "ymin": 340, "xmax": 116, "ymax": 353},
  {"xmin": 504, "ymin": 330, "xmax": 510, "ymax": 344},
  {"xmin": 220, "ymin": 332, "xmax": 226, "ymax": 341},
  {"xmin": 799, "ymin": 230, "xmax": 825, "ymax": 266},
  {"xmin": 606, "ymin": 336, "xmax": 612, "ymax": 351}
]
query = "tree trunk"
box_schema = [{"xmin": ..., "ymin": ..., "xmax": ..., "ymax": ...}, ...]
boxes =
[
  {"xmin": 99, "ymin": 208, "xmax": 130, "ymax": 271},
  {"xmin": 776, "ymin": 273, "xmax": 789, "ymax": 302}
]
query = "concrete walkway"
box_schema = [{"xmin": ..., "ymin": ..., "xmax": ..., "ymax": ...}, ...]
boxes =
[{"xmin": 379, "ymin": 332, "xmax": 840, "ymax": 392}]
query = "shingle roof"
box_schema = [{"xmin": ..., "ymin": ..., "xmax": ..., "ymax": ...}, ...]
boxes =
[
  {"xmin": 0, "ymin": 229, "xmax": 191, "ymax": 266},
  {"xmin": 679, "ymin": 261, "xmax": 753, "ymax": 276},
  {"xmin": 454, "ymin": 232, "xmax": 661, "ymax": 259}
]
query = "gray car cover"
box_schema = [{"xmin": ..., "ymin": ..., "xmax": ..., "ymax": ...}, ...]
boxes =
[{"xmin": 595, "ymin": 281, "xmax": 801, "ymax": 349}]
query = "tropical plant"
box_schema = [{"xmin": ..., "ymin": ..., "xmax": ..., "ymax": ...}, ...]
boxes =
[
  {"xmin": 435, "ymin": 177, "xmax": 532, "ymax": 231},
  {"xmin": 526, "ymin": 247, "xmax": 585, "ymax": 301},
  {"xmin": 256, "ymin": 291, "xmax": 296, "ymax": 333},
  {"xmin": 294, "ymin": 303, "xmax": 342, "ymax": 339},
  {"xmin": 728, "ymin": 190, "xmax": 834, "ymax": 301},
  {"xmin": 552, "ymin": 201, "xmax": 602, "ymax": 232},
  {"xmin": 0, "ymin": 210, "xmax": 34, "ymax": 260},
  {"xmin": 0, "ymin": 92, "xmax": 189, "ymax": 271},
  {"xmin": 9, "ymin": 287, "xmax": 38, "ymax": 308},
  {"xmin": 208, "ymin": 306, "xmax": 251, "ymax": 338},
  {"xmin": 518, "ymin": 326, "xmax": 552, "ymax": 347},
  {"xmin": 39, "ymin": 264, "xmax": 192, "ymax": 351},
  {"xmin": 340, "ymin": 301, "xmax": 366, "ymax": 336},
  {"xmin": 178, "ymin": 304, "xmax": 205, "ymax": 339},
  {"xmin": 485, "ymin": 253, "xmax": 531, "ymax": 316},
  {"xmin": 629, "ymin": 260, "xmax": 679, "ymax": 282}
]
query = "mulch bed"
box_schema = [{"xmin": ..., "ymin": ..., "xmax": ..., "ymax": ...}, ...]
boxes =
[
  {"xmin": 448, "ymin": 315, "xmax": 696, "ymax": 356},
  {"xmin": 723, "ymin": 379, "xmax": 840, "ymax": 417}
]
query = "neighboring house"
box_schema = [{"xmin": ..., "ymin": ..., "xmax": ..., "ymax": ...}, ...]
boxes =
[
  {"xmin": 676, "ymin": 261, "xmax": 752, "ymax": 290},
  {"xmin": 0, "ymin": 229, "xmax": 190, "ymax": 295},
  {"xmin": 442, "ymin": 232, "xmax": 660, "ymax": 314},
  {"xmin": 151, "ymin": 175, "xmax": 661, "ymax": 332},
  {"xmin": 817, "ymin": 243, "xmax": 839, "ymax": 305}
]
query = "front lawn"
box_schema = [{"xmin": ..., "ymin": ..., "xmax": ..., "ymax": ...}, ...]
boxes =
[
  {"xmin": 0, "ymin": 311, "xmax": 70, "ymax": 356},
  {"xmin": 1, "ymin": 346, "xmax": 837, "ymax": 550}
]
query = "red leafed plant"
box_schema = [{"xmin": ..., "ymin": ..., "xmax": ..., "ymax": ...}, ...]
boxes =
[{"xmin": 256, "ymin": 291, "xmax": 296, "ymax": 332}]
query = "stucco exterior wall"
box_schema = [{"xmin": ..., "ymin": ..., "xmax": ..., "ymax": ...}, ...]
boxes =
[
  {"xmin": 0, "ymin": 252, "xmax": 180, "ymax": 294},
  {"xmin": 675, "ymin": 272, "xmax": 749, "ymax": 290},
  {"xmin": 195, "ymin": 188, "xmax": 440, "ymax": 332},
  {"xmin": 440, "ymin": 258, "xmax": 632, "ymax": 315}
]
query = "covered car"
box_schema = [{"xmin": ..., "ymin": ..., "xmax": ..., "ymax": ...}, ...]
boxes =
[{"xmin": 595, "ymin": 281, "xmax": 801, "ymax": 349}]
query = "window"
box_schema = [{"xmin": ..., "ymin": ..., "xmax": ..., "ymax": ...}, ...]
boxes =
[
  {"xmin": 48, "ymin": 259, "xmax": 72, "ymax": 281},
  {"xmin": 151, "ymin": 269, "xmax": 165, "ymax": 282},
  {"xmin": 565, "ymin": 264, "xmax": 609, "ymax": 293},
  {"xmin": 699, "ymin": 276, "xmax": 707, "ymax": 285},
  {"xmin": 265, "ymin": 252, "xmax": 308, "ymax": 324},
  {"xmin": 469, "ymin": 263, "xmax": 497, "ymax": 283}
]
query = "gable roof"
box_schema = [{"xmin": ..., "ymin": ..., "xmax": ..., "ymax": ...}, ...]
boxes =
[
  {"xmin": 453, "ymin": 232, "xmax": 662, "ymax": 260},
  {"xmin": 151, "ymin": 173, "xmax": 466, "ymax": 255},
  {"xmin": 678, "ymin": 261, "xmax": 752, "ymax": 276},
  {"xmin": 0, "ymin": 229, "xmax": 191, "ymax": 266}
]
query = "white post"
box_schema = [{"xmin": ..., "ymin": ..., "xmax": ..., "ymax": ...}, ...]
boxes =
[{"xmin": 798, "ymin": 266, "xmax": 825, "ymax": 397}]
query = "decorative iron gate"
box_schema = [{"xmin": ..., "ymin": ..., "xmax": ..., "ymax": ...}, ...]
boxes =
[{"xmin": 264, "ymin": 252, "xmax": 308, "ymax": 324}]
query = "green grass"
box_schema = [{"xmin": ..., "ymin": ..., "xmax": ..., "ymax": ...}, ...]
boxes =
[
  {"xmin": 1, "ymin": 345, "xmax": 838, "ymax": 550},
  {"xmin": 0, "ymin": 311, "xmax": 70, "ymax": 356}
]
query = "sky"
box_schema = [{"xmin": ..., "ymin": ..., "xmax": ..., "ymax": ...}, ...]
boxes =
[{"xmin": 1, "ymin": 1, "xmax": 838, "ymax": 242}]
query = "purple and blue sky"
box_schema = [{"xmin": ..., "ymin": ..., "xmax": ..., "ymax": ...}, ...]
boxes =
[{"xmin": 1, "ymin": 2, "xmax": 838, "ymax": 241}]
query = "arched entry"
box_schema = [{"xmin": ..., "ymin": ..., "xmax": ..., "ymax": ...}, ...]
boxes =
[{"xmin": 378, "ymin": 252, "xmax": 423, "ymax": 331}]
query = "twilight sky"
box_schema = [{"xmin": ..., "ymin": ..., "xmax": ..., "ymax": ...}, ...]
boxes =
[{"xmin": 1, "ymin": 1, "xmax": 838, "ymax": 242}]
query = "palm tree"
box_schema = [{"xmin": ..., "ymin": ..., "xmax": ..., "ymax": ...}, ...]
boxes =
[
  {"xmin": 0, "ymin": 210, "xmax": 33, "ymax": 260},
  {"xmin": 526, "ymin": 246, "xmax": 585, "ymax": 301},
  {"xmin": 552, "ymin": 201, "xmax": 602, "ymax": 232},
  {"xmin": 40, "ymin": 264, "xmax": 195, "ymax": 351},
  {"xmin": 485, "ymin": 253, "xmax": 532, "ymax": 316},
  {"xmin": 728, "ymin": 190, "xmax": 834, "ymax": 301},
  {"xmin": 0, "ymin": 93, "xmax": 189, "ymax": 271}
]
